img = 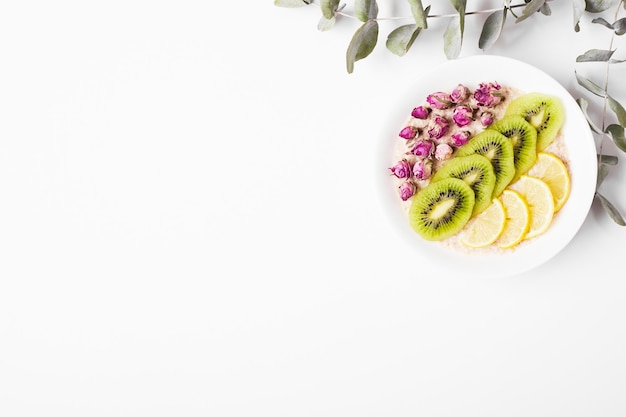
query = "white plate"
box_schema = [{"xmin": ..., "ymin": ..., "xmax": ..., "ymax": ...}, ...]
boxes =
[{"xmin": 378, "ymin": 55, "xmax": 597, "ymax": 279}]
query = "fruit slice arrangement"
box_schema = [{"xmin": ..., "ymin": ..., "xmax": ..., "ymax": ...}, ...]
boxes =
[{"xmin": 408, "ymin": 92, "xmax": 569, "ymax": 248}]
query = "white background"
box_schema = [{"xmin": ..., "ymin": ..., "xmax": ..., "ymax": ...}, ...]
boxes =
[{"xmin": 0, "ymin": 1, "xmax": 625, "ymax": 416}]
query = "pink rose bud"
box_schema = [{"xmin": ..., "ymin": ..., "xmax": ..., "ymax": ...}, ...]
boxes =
[
  {"xmin": 450, "ymin": 84, "xmax": 470, "ymax": 103},
  {"xmin": 398, "ymin": 126, "xmax": 417, "ymax": 139},
  {"xmin": 426, "ymin": 92, "xmax": 452, "ymax": 109},
  {"xmin": 450, "ymin": 131, "xmax": 470, "ymax": 147},
  {"xmin": 435, "ymin": 143, "xmax": 453, "ymax": 161},
  {"xmin": 452, "ymin": 105, "xmax": 473, "ymax": 127},
  {"xmin": 411, "ymin": 139, "xmax": 434, "ymax": 158},
  {"xmin": 411, "ymin": 105, "xmax": 430, "ymax": 119},
  {"xmin": 427, "ymin": 116, "xmax": 449, "ymax": 140},
  {"xmin": 399, "ymin": 181, "xmax": 416, "ymax": 201},
  {"xmin": 413, "ymin": 159, "xmax": 433, "ymax": 180},
  {"xmin": 480, "ymin": 111, "xmax": 494, "ymax": 126},
  {"xmin": 389, "ymin": 159, "xmax": 412, "ymax": 179},
  {"xmin": 474, "ymin": 82, "xmax": 503, "ymax": 107}
]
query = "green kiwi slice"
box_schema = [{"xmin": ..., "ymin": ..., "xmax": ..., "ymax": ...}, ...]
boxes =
[
  {"xmin": 504, "ymin": 92, "xmax": 565, "ymax": 151},
  {"xmin": 409, "ymin": 178, "xmax": 475, "ymax": 241},
  {"xmin": 430, "ymin": 154, "xmax": 496, "ymax": 217},
  {"xmin": 489, "ymin": 115, "xmax": 538, "ymax": 182},
  {"xmin": 455, "ymin": 130, "xmax": 515, "ymax": 198}
]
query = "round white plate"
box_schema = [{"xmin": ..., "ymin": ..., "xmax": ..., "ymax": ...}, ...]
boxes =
[{"xmin": 377, "ymin": 55, "xmax": 597, "ymax": 279}]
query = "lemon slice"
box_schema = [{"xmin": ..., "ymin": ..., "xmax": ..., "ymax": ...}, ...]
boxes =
[
  {"xmin": 509, "ymin": 175, "xmax": 555, "ymax": 240},
  {"xmin": 497, "ymin": 190, "xmax": 530, "ymax": 248},
  {"xmin": 526, "ymin": 152, "xmax": 571, "ymax": 212},
  {"xmin": 460, "ymin": 198, "xmax": 506, "ymax": 248}
]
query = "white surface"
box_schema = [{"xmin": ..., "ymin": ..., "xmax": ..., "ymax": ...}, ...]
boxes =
[
  {"xmin": 0, "ymin": 1, "xmax": 625, "ymax": 416},
  {"xmin": 379, "ymin": 55, "xmax": 598, "ymax": 279}
]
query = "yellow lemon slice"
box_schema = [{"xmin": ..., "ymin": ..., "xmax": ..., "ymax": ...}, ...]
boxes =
[
  {"xmin": 526, "ymin": 152, "xmax": 571, "ymax": 212},
  {"xmin": 460, "ymin": 198, "xmax": 506, "ymax": 248},
  {"xmin": 509, "ymin": 175, "xmax": 555, "ymax": 240},
  {"xmin": 497, "ymin": 189, "xmax": 530, "ymax": 249}
]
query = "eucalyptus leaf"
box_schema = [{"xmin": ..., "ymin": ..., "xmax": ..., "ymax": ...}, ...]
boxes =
[
  {"xmin": 599, "ymin": 154, "xmax": 619, "ymax": 165},
  {"xmin": 610, "ymin": 58, "xmax": 626, "ymax": 63},
  {"xmin": 576, "ymin": 97, "xmax": 604, "ymax": 134},
  {"xmin": 516, "ymin": 0, "xmax": 545, "ymax": 23},
  {"xmin": 597, "ymin": 163, "xmax": 609, "ymax": 187},
  {"xmin": 576, "ymin": 48, "xmax": 615, "ymax": 62},
  {"xmin": 575, "ymin": 71, "xmax": 607, "ymax": 98},
  {"xmin": 320, "ymin": 0, "xmax": 340, "ymax": 19},
  {"xmin": 479, "ymin": 8, "xmax": 507, "ymax": 50},
  {"xmin": 408, "ymin": 0, "xmax": 428, "ymax": 29},
  {"xmin": 605, "ymin": 124, "xmax": 626, "ymax": 152},
  {"xmin": 585, "ymin": 0, "xmax": 615, "ymax": 13},
  {"xmin": 354, "ymin": 0, "xmax": 378, "ymax": 22},
  {"xmin": 596, "ymin": 192, "xmax": 626, "ymax": 226},
  {"xmin": 346, "ymin": 20, "xmax": 378, "ymax": 73},
  {"xmin": 573, "ymin": 0, "xmax": 585, "ymax": 31},
  {"xmin": 274, "ymin": 0, "xmax": 312, "ymax": 7},
  {"xmin": 318, "ymin": 15, "xmax": 336, "ymax": 31},
  {"xmin": 591, "ymin": 17, "xmax": 614, "ymax": 30},
  {"xmin": 449, "ymin": 0, "xmax": 467, "ymax": 32},
  {"xmin": 613, "ymin": 17, "xmax": 626, "ymax": 35},
  {"xmin": 444, "ymin": 17, "xmax": 463, "ymax": 59},
  {"xmin": 386, "ymin": 24, "xmax": 421, "ymax": 57},
  {"xmin": 608, "ymin": 95, "xmax": 626, "ymax": 127},
  {"xmin": 540, "ymin": 2, "xmax": 551, "ymax": 15}
]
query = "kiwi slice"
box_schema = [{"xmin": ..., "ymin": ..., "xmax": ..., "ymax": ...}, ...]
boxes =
[
  {"xmin": 430, "ymin": 154, "xmax": 496, "ymax": 217},
  {"xmin": 505, "ymin": 92, "xmax": 565, "ymax": 151},
  {"xmin": 455, "ymin": 130, "xmax": 515, "ymax": 198},
  {"xmin": 489, "ymin": 115, "xmax": 538, "ymax": 182},
  {"xmin": 409, "ymin": 178, "xmax": 475, "ymax": 241}
]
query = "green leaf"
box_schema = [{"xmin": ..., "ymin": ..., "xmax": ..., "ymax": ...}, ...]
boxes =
[
  {"xmin": 575, "ymin": 71, "xmax": 607, "ymax": 98},
  {"xmin": 592, "ymin": 17, "xmax": 614, "ymax": 29},
  {"xmin": 346, "ymin": 20, "xmax": 379, "ymax": 74},
  {"xmin": 274, "ymin": 0, "xmax": 312, "ymax": 7},
  {"xmin": 320, "ymin": 0, "xmax": 340, "ymax": 19},
  {"xmin": 386, "ymin": 24, "xmax": 422, "ymax": 57},
  {"xmin": 355, "ymin": 0, "xmax": 378, "ymax": 22},
  {"xmin": 596, "ymin": 192, "xmax": 626, "ymax": 226},
  {"xmin": 608, "ymin": 95, "xmax": 626, "ymax": 127},
  {"xmin": 573, "ymin": 0, "xmax": 585, "ymax": 31},
  {"xmin": 597, "ymin": 163, "xmax": 609, "ymax": 187},
  {"xmin": 605, "ymin": 124, "xmax": 626, "ymax": 152},
  {"xmin": 516, "ymin": 0, "xmax": 546, "ymax": 23},
  {"xmin": 576, "ymin": 48, "xmax": 615, "ymax": 62},
  {"xmin": 576, "ymin": 97, "xmax": 605, "ymax": 134},
  {"xmin": 444, "ymin": 17, "xmax": 462, "ymax": 59},
  {"xmin": 318, "ymin": 15, "xmax": 336, "ymax": 31},
  {"xmin": 614, "ymin": 17, "xmax": 626, "ymax": 35},
  {"xmin": 408, "ymin": 0, "xmax": 428, "ymax": 29},
  {"xmin": 599, "ymin": 154, "xmax": 619, "ymax": 165},
  {"xmin": 479, "ymin": 8, "xmax": 507, "ymax": 50},
  {"xmin": 585, "ymin": 0, "xmax": 615, "ymax": 13},
  {"xmin": 449, "ymin": 0, "xmax": 467, "ymax": 32},
  {"xmin": 540, "ymin": 2, "xmax": 551, "ymax": 15}
]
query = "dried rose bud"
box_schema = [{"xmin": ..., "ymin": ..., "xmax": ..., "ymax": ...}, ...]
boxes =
[
  {"xmin": 411, "ymin": 139, "xmax": 434, "ymax": 158},
  {"xmin": 426, "ymin": 92, "xmax": 452, "ymax": 110},
  {"xmin": 389, "ymin": 159, "xmax": 412, "ymax": 179},
  {"xmin": 398, "ymin": 126, "xmax": 417, "ymax": 139},
  {"xmin": 450, "ymin": 131, "xmax": 470, "ymax": 147},
  {"xmin": 480, "ymin": 111, "xmax": 494, "ymax": 126},
  {"xmin": 435, "ymin": 143, "xmax": 453, "ymax": 161},
  {"xmin": 413, "ymin": 159, "xmax": 433, "ymax": 180},
  {"xmin": 411, "ymin": 105, "xmax": 430, "ymax": 119},
  {"xmin": 450, "ymin": 84, "xmax": 470, "ymax": 103},
  {"xmin": 474, "ymin": 82, "xmax": 503, "ymax": 107},
  {"xmin": 452, "ymin": 105, "xmax": 473, "ymax": 127},
  {"xmin": 399, "ymin": 181, "xmax": 416, "ymax": 201},
  {"xmin": 427, "ymin": 116, "xmax": 449, "ymax": 140}
]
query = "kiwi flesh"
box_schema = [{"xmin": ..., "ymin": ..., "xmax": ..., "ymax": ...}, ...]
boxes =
[
  {"xmin": 489, "ymin": 115, "xmax": 538, "ymax": 182},
  {"xmin": 505, "ymin": 92, "xmax": 565, "ymax": 151},
  {"xmin": 409, "ymin": 178, "xmax": 475, "ymax": 241},
  {"xmin": 455, "ymin": 130, "xmax": 516, "ymax": 198},
  {"xmin": 430, "ymin": 154, "xmax": 496, "ymax": 217}
]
